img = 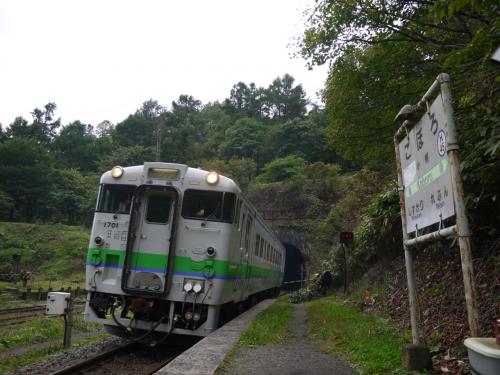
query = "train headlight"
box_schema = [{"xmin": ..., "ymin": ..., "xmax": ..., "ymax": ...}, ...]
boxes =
[
  {"xmin": 205, "ymin": 171, "xmax": 219, "ymax": 185},
  {"xmin": 183, "ymin": 282, "xmax": 193, "ymax": 292},
  {"xmin": 206, "ymin": 246, "xmax": 216, "ymax": 257},
  {"xmin": 94, "ymin": 236, "xmax": 104, "ymax": 246},
  {"xmin": 111, "ymin": 166, "xmax": 124, "ymax": 178},
  {"xmin": 193, "ymin": 283, "xmax": 203, "ymax": 294}
]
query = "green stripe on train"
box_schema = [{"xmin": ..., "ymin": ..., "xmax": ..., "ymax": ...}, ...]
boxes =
[{"xmin": 87, "ymin": 248, "xmax": 283, "ymax": 278}]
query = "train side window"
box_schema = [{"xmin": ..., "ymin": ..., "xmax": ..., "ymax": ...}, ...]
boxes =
[
  {"xmin": 267, "ymin": 244, "xmax": 271, "ymax": 261},
  {"xmin": 234, "ymin": 199, "xmax": 242, "ymax": 227},
  {"xmin": 255, "ymin": 234, "xmax": 260, "ymax": 255},
  {"xmin": 259, "ymin": 237, "xmax": 264, "ymax": 258},
  {"xmin": 244, "ymin": 215, "xmax": 252, "ymax": 253},
  {"xmin": 222, "ymin": 193, "xmax": 236, "ymax": 223}
]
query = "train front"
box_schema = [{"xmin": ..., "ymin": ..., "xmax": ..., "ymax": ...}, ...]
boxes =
[{"xmin": 84, "ymin": 162, "xmax": 229, "ymax": 341}]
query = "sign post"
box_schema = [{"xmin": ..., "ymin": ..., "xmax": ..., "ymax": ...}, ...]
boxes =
[
  {"xmin": 394, "ymin": 74, "xmax": 480, "ymax": 369},
  {"xmin": 339, "ymin": 232, "xmax": 354, "ymax": 296}
]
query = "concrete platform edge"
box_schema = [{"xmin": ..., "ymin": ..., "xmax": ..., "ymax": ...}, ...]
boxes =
[{"xmin": 155, "ymin": 299, "xmax": 276, "ymax": 375}]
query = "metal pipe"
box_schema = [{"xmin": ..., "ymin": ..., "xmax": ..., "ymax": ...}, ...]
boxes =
[
  {"xmin": 404, "ymin": 225, "xmax": 457, "ymax": 248},
  {"xmin": 394, "ymin": 133, "xmax": 422, "ymax": 345},
  {"xmin": 439, "ymin": 74, "xmax": 480, "ymax": 337}
]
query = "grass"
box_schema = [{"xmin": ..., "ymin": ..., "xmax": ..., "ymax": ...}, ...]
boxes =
[
  {"xmin": 0, "ymin": 222, "xmax": 89, "ymax": 282},
  {"xmin": 0, "ymin": 312, "xmax": 106, "ymax": 373},
  {"xmin": 0, "ymin": 333, "xmax": 109, "ymax": 373},
  {"xmin": 0, "ymin": 222, "xmax": 89, "ymax": 308},
  {"xmin": 239, "ymin": 296, "xmax": 294, "ymax": 347},
  {"xmin": 216, "ymin": 297, "xmax": 294, "ymax": 374},
  {"xmin": 307, "ymin": 296, "xmax": 414, "ymax": 375},
  {"xmin": 0, "ymin": 313, "xmax": 99, "ymax": 352}
]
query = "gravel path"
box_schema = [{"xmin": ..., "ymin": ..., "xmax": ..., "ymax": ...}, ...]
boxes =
[{"xmin": 222, "ymin": 303, "xmax": 356, "ymax": 375}]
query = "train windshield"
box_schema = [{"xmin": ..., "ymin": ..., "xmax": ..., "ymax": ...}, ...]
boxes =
[
  {"xmin": 182, "ymin": 190, "xmax": 236, "ymax": 223},
  {"xmin": 97, "ymin": 184, "xmax": 135, "ymax": 214}
]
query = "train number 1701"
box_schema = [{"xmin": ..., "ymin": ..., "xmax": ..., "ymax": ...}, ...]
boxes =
[{"xmin": 103, "ymin": 221, "xmax": 119, "ymax": 228}]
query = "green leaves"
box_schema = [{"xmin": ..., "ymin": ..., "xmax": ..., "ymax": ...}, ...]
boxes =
[{"xmin": 256, "ymin": 155, "xmax": 307, "ymax": 183}]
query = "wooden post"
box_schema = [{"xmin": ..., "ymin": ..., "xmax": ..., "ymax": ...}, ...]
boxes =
[
  {"xmin": 438, "ymin": 74, "xmax": 480, "ymax": 336},
  {"xmin": 63, "ymin": 291, "xmax": 74, "ymax": 349}
]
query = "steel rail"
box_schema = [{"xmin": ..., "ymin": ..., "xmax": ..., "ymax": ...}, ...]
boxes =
[
  {"xmin": 48, "ymin": 341, "xmax": 184, "ymax": 375},
  {"xmin": 48, "ymin": 343, "xmax": 136, "ymax": 375},
  {"xmin": 0, "ymin": 301, "xmax": 86, "ymax": 326}
]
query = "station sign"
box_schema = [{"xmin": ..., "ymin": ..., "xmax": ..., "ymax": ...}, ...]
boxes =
[{"xmin": 397, "ymin": 96, "xmax": 455, "ymax": 233}]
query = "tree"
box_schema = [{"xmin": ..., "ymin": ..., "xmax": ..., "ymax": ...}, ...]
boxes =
[
  {"xmin": 299, "ymin": 0, "xmax": 499, "ymax": 68},
  {"xmin": 98, "ymin": 145, "xmax": 156, "ymax": 171},
  {"xmin": 263, "ymin": 74, "xmax": 308, "ymax": 120},
  {"xmin": 323, "ymin": 42, "xmax": 432, "ymax": 164},
  {"xmin": 7, "ymin": 103, "xmax": 61, "ymax": 145},
  {"xmin": 0, "ymin": 190, "xmax": 14, "ymax": 220},
  {"xmin": 113, "ymin": 114, "xmax": 156, "ymax": 147},
  {"xmin": 0, "ymin": 124, "xmax": 6, "ymax": 142},
  {"xmin": 52, "ymin": 121, "xmax": 99, "ymax": 172},
  {"xmin": 136, "ymin": 99, "xmax": 165, "ymax": 119},
  {"xmin": 220, "ymin": 117, "xmax": 266, "ymax": 162},
  {"xmin": 225, "ymin": 82, "xmax": 266, "ymax": 119},
  {"xmin": 94, "ymin": 120, "xmax": 114, "ymax": 138},
  {"xmin": 0, "ymin": 138, "xmax": 55, "ymax": 221},
  {"xmin": 51, "ymin": 169, "xmax": 99, "ymax": 225},
  {"xmin": 273, "ymin": 117, "xmax": 327, "ymax": 162},
  {"xmin": 256, "ymin": 155, "xmax": 306, "ymax": 183},
  {"xmin": 299, "ymin": 0, "xmax": 500, "ymax": 240}
]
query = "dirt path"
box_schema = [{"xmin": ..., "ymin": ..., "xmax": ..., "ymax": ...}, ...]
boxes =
[{"xmin": 221, "ymin": 303, "xmax": 356, "ymax": 375}]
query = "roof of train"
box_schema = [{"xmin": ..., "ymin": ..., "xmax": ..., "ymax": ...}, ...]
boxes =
[{"xmin": 100, "ymin": 162, "xmax": 240, "ymax": 194}]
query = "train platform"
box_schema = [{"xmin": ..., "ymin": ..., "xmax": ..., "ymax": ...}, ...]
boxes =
[
  {"xmin": 155, "ymin": 299, "xmax": 275, "ymax": 375},
  {"xmin": 155, "ymin": 299, "xmax": 355, "ymax": 375}
]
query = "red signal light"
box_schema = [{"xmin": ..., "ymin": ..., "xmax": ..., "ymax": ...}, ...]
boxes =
[{"xmin": 339, "ymin": 231, "xmax": 354, "ymax": 244}]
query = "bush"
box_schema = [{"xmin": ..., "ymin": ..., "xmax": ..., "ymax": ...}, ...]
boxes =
[{"xmin": 289, "ymin": 283, "xmax": 322, "ymax": 304}]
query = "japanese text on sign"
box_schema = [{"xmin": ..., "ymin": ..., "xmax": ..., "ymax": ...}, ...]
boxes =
[{"xmin": 397, "ymin": 96, "xmax": 455, "ymax": 233}]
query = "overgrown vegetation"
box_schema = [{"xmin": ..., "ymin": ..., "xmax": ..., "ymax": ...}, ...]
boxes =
[
  {"xmin": 0, "ymin": 312, "xmax": 106, "ymax": 373},
  {"xmin": 0, "ymin": 332, "xmax": 108, "ymax": 373},
  {"xmin": 239, "ymin": 297, "xmax": 293, "ymax": 347},
  {"xmin": 0, "ymin": 314, "xmax": 98, "ymax": 352},
  {"xmin": 0, "ymin": 222, "xmax": 88, "ymax": 285},
  {"xmin": 307, "ymin": 296, "xmax": 407, "ymax": 374}
]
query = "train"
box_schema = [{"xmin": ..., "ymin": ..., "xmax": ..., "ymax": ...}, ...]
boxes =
[{"xmin": 84, "ymin": 162, "xmax": 285, "ymax": 342}]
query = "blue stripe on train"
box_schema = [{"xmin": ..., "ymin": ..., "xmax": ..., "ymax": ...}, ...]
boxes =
[{"xmin": 86, "ymin": 262, "xmax": 281, "ymax": 280}]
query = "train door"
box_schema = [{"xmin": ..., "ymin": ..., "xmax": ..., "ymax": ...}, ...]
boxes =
[
  {"xmin": 238, "ymin": 211, "xmax": 252, "ymax": 300},
  {"xmin": 122, "ymin": 186, "xmax": 177, "ymax": 294}
]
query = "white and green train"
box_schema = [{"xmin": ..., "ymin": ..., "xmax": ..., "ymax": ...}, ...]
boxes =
[{"xmin": 84, "ymin": 162, "xmax": 285, "ymax": 340}]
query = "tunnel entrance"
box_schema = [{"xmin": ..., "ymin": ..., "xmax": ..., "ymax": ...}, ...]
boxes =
[{"xmin": 282, "ymin": 243, "xmax": 306, "ymax": 291}]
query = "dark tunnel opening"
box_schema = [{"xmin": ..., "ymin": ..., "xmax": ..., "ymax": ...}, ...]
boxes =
[{"xmin": 282, "ymin": 243, "xmax": 306, "ymax": 290}]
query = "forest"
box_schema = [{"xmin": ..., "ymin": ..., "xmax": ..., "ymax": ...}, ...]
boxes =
[{"xmin": 0, "ymin": 0, "xmax": 498, "ymax": 278}]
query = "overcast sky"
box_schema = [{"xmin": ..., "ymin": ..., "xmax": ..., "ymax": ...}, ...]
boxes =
[{"xmin": 0, "ymin": 0, "xmax": 328, "ymax": 127}]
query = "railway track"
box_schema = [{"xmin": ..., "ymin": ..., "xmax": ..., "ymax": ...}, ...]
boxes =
[
  {"xmin": 49, "ymin": 341, "xmax": 189, "ymax": 375},
  {"xmin": 0, "ymin": 301, "xmax": 86, "ymax": 326}
]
